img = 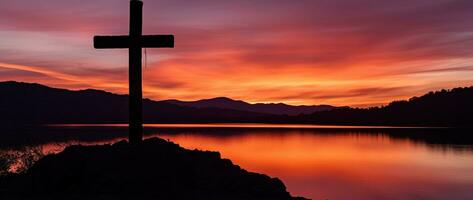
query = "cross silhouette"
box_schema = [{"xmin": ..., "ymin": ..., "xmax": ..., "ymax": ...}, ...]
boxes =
[{"xmin": 94, "ymin": 0, "xmax": 174, "ymax": 144}]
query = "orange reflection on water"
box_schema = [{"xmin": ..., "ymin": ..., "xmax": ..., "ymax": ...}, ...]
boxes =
[
  {"xmin": 158, "ymin": 131, "xmax": 473, "ymax": 200},
  {"xmin": 5, "ymin": 125, "xmax": 473, "ymax": 200}
]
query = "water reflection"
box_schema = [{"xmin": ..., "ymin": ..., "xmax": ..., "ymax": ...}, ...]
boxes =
[
  {"xmin": 158, "ymin": 131, "xmax": 473, "ymax": 200},
  {"xmin": 1, "ymin": 124, "xmax": 473, "ymax": 199}
]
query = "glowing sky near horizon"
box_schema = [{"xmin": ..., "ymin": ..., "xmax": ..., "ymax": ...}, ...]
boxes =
[{"xmin": 1, "ymin": 0, "xmax": 473, "ymax": 107}]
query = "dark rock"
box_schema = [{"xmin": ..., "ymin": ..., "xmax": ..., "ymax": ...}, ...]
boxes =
[{"xmin": 1, "ymin": 137, "xmax": 307, "ymax": 200}]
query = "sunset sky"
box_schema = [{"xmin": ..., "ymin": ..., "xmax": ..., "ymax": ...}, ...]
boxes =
[{"xmin": 1, "ymin": 0, "xmax": 473, "ymax": 107}]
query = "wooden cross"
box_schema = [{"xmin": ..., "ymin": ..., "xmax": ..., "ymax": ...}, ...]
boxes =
[{"xmin": 93, "ymin": 0, "xmax": 174, "ymax": 144}]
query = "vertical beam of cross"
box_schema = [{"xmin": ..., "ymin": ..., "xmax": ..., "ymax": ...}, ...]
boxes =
[
  {"xmin": 129, "ymin": 0, "xmax": 143, "ymax": 144},
  {"xmin": 93, "ymin": 0, "xmax": 174, "ymax": 144}
]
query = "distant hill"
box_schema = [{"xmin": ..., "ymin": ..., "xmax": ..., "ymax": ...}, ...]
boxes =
[
  {"xmin": 163, "ymin": 97, "xmax": 334, "ymax": 116},
  {"xmin": 296, "ymin": 87, "xmax": 473, "ymax": 127},
  {"xmin": 0, "ymin": 81, "xmax": 277, "ymax": 124}
]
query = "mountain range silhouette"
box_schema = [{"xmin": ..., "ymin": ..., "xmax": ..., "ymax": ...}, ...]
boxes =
[
  {"xmin": 1, "ymin": 81, "xmax": 472, "ymax": 127},
  {"xmin": 164, "ymin": 97, "xmax": 334, "ymax": 116}
]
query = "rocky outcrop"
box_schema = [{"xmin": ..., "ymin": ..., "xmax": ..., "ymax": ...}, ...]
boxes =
[{"xmin": 1, "ymin": 138, "xmax": 307, "ymax": 200}]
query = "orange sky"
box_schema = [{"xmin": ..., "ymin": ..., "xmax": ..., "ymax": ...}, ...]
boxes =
[{"xmin": 1, "ymin": 0, "xmax": 473, "ymax": 107}]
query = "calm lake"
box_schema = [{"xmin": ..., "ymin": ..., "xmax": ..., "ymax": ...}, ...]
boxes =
[{"xmin": 1, "ymin": 124, "xmax": 473, "ymax": 200}]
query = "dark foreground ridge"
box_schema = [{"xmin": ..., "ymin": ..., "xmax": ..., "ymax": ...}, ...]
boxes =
[{"xmin": 0, "ymin": 137, "xmax": 307, "ymax": 200}]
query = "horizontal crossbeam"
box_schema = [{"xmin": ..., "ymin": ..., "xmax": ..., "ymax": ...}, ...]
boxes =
[{"xmin": 94, "ymin": 35, "xmax": 174, "ymax": 49}]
